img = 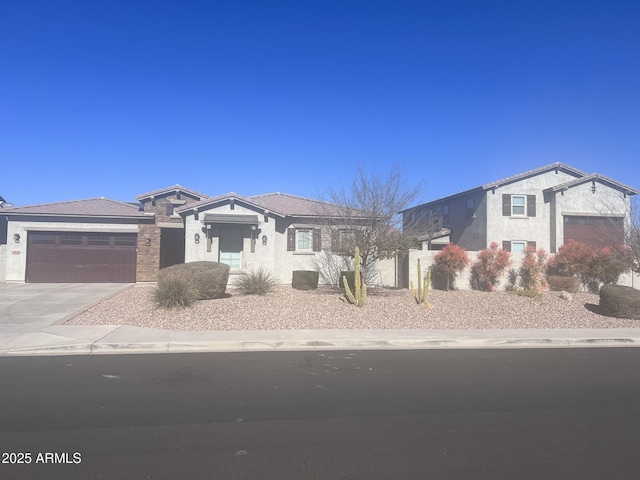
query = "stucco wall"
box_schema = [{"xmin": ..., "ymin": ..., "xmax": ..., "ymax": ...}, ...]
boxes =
[
  {"xmin": 183, "ymin": 203, "xmax": 393, "ymax": 286},
  {"xmin": 4, "ymin": 220, "xmax": 139, "ymax": 283},
  {"xmin": 408, "ymin": 247, "xmax": 638, "ymax": 291},
  {"xmin": 0, "ymin": 244, "xmax": 6, "ymax": 282},
  {"xmin": 553, "ymin": 181, "xmax": 629, "ymax": 249},
  {"xmin": 486, "ymin": 169, "xmax": 579, "ymax": 253}
]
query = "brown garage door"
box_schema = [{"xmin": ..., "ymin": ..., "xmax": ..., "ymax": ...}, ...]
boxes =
[
  {"xmin": 26, "ymin": 232, "xmax": 137, "ymax": 283},
  {"xmin": 564, "ymin": 216, "xmax": 624, "ymax": 249}
]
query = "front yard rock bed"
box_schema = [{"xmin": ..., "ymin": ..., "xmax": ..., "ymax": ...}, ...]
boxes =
[{"xmin": 64, "ymin": 285, "xmax": 640, "ymax": 331}]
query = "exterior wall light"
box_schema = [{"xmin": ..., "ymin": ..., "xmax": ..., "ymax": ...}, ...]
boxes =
[
  {"xmin": 194, "ymin": 233, "xmax": 200, "ymax": 244},
  {"xmin": 145, "ymin": 237, "xmax": 151, "ymax": 246},
  {"xmin": 13, "ymin": 233, "xmax": 20, "ymax": 243},
  {"xmin": 591, "ymin": 181, "xmax": 596, "ymax": 194},
  {"xmin": 262, "ymin": 235, "xmax": 268, "ymax": 245}
]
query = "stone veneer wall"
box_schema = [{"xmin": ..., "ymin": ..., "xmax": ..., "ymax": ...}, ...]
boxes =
[
  {"xmin": 135, "ymin": 191, "xmax": 202, "ymax": 282},
  {"xmin": 136, "ymin": 223, "xmax": 161, "ymax": 281}
]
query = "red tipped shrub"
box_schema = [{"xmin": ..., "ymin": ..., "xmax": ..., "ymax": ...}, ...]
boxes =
[
  {"xmin": 433, "ymin": 243, "xmax": 470, "ymax": 290},
  {"xmin": 470, "ymin": 242, "xmax": 511, "ymax": 291},
  {"xmin": 519, "ymin": 247, "xmax": 548, "ymax": 292}
]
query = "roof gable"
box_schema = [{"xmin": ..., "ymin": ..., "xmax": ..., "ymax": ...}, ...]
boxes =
[
  {"xmin": 136, "ymin": 184, "xmax": 209, "ymax": 201},
  {"xmin": 402, "ymin": 162, "xmax": 590, "ymax": 212},
  {"xmin": 544, "ymin": 173, "xmax": 639, "ymax": 195}
]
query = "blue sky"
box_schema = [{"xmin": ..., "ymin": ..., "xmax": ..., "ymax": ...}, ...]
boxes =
[{"xmin": 2, "ymin": 1, "xmax": 639, "ymax": 208}]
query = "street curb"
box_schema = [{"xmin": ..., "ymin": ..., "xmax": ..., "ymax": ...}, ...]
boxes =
[{"xmin": 4, "ymin": 335, "xmax": 640, "ymax": 356}]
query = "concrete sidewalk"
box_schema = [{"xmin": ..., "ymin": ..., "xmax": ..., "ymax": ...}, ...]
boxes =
[
  {"xmin": 1, "ymin": 282, "xmax": 639, "ymax": 356},
  {"xmin": 2, "ymin": 324, "xmax": 640, "ymax": 356}
]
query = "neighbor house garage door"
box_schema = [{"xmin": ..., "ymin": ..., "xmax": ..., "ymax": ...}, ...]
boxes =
[
  {"xmin": 564, "ymin": 216, "xmax": 624, "ymax": 250},
  {"xmin": 26, "ymin": 232, "xmax": 137, "ymax": 283}
]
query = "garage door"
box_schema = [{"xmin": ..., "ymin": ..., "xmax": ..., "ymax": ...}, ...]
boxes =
[
  {"xmin": 564, "ymin": 216, "xmax": 624, "ymax": 249},
  {"xmin": 26, "ymin": 232, "xmax": 137, "ymax": 283}
]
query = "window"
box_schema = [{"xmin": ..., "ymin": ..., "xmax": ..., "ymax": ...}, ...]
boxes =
[
  {"xmin": 60, "ymin": 235, "xmax": 82, "ymax": 245},
  {"xmin": 503, "ymin": 194, "xmax": 536, "ymax": 217},
  {"xmin": 165, "ymin": 204, "xmax": 174, "ymax": 216},
  {"xmin": 296, "ymin": 229, "xmax": 311, "ymax": 251},
  {"xmin": 288, "ymin": 228, "xmax": 321, "ymax": 252},
  {"xmin": 466, "ymin": 198, "xmax": 475, "ymax": 218},
  {"xmin": 88, "ymin": 235, "xmax": 110, "ymax": 246},
  {"xmin": 31, "ymin": 234, "xmax": 56, "ymax": 245},
  {"xmin": 114, "ymin": 235, "xmax": 137, "ymax": 246},
  {"xmin": 511, "ymin": 241, "xmax": 526, "ymax": 254},
  {"xmin": 512, "ymin": 196, "xmax": 525, "ymax": 215}
]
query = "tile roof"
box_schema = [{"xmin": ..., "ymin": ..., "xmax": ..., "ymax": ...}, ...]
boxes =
[
  {"xmin": 3, "ymin": 198, "xmax": 152, "ymax": 218},
  {"xmin": 135, "ymin": 184, "xmax": 209, "ymax": 201},
  {"xmin": 248, "ymin": 193, "xmax": 348, "ymax": 217},
  {"xmin": 401, "ymin": 162, "xmax": 590, "ymax": 211},
  {"xmin": 176, "ymin": 192, "xmax": 352, "ymax": 217},
  {"xmin": 545, "ymin": 173, "xmax": 639, "ymax": 195}
]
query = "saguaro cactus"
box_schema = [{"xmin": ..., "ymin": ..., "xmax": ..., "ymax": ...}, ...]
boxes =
[
  {"xmin": 343, "ymin": 246, "xmax": 367, "ymax": 307},
  {"xmin": 410, "ymin": 258, "xmax": 432, "ymax": 307}
]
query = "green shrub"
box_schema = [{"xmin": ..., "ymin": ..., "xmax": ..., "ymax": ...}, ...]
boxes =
[
  {"xmin": 153, "ymin": 275, "xmax": 197, "ymax": 309},
  {"xmin": 157, "ymin": 261, "xmax": 229, "ymax": 300},
  {"xmin": 235, "ymin": 267, "xmax": 277, "ymax": 295},
  {"xmin": 292, "ymin": 270, "xmax": 320, "ymax": 290},
  {"xmin": 599, "ymin": 284, "xmax": 640, "ymax": 320},
  {"xmin": 547, "ymin": 275, "xmax": 580, "ymax": 293}
]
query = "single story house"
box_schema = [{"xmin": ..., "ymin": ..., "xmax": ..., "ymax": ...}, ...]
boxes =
[
  {"xmin": 402, "ymin": 162, "xmax": 639, "ymax": 254},
  {"xmin": 0, "ymin": 186, "xmax": 395, "ymax": 285}
]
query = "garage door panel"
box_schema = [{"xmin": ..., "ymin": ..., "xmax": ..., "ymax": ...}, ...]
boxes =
[
  {"xmin": 564, "ymin": 216, "xmax": 624, "ymax": 249},
  {"xmin": 27, "ymin": 232, "xmax": 137, "ymax": 283}
]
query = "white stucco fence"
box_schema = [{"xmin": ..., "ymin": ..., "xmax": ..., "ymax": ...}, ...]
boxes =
[{"xmin": 407, "ymin": 249, "xmax": 639, "ymax": 291}]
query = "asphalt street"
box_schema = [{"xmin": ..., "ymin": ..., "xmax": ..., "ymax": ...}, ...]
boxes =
[{"xmin": 2, "ymin": 348, "xmax": 640, "ymax": 479}]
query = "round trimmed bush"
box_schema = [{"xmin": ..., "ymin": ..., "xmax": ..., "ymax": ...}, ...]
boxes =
[
  {"xmin": 599, "ymin": 284, "xmax": 640, "ymax": 320},
  {"xmin": 292, "ymin": 270, "xmax": 320, "ymax": 290},
  {"xmin": 157, "ymin": 261, "xmax": 230, "ymax": 300}
]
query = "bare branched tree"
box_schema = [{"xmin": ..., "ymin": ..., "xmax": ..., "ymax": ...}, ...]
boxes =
[{"xmin": 319, "ymin": 163, "xmax": 426, "ymax": 279}]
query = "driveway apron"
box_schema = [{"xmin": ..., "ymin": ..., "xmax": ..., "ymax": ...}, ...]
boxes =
[{"xmin": 0, "ymin": 283, "xmax": 130, "ymax": 331}]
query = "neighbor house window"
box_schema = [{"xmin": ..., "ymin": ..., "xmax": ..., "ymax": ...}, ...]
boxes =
[
  {"xmin": 288, "ymin": 228, "xmax": 321, "ymax": 252},
  {"xmin": 466, "ymin": 198, "xmax": 475, "ymax": 218},
  {"xmin": 511, "ymin": 241, "xmax": 526, "ymax": 253},
  {"xmin": 512, "ymin": 196, "xmax": 526, "ymax": 215},
  {"xmin": 296, "ymin": 229, "xmax": 312, "ymax": 251},
  {"xmin": 503, "ymin": 194, "xmax": 536, "ymax": 217},
  {"xmin": 442, "ymin": 204, "xmax": 449, "ymax": 223}
]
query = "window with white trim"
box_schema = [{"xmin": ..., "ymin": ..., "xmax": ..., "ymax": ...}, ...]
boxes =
[
  {"xmin": 511, "ymin": 241, "xmax": 526, "ymax": 254},
  {"xmin": 296, "ymin": 229, "xmax": 312, "ymax": 251},
  {"xmin": 511, "ymin": 195, "xmax": 526, "ymax": 216}
]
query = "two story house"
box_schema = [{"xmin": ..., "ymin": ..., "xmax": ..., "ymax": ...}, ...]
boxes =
[{"xmin": 402, "ymin": 163, "xmax": 638, "ymax": 254}]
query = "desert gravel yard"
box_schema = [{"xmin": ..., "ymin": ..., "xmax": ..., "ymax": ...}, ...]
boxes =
[{"xmin": 65, "ymin": 284, "xmax": 640, "ymax": 331}]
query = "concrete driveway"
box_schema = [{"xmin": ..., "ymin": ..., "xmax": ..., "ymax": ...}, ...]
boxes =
[{"xmin": 0, "ymin": 283, "xmax": 130, "ymax": 331}]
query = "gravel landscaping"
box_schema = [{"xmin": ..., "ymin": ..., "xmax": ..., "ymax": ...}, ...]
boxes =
[{"xmin": 65, "ymin": 284, "xmax": 640, "ymax": 331}]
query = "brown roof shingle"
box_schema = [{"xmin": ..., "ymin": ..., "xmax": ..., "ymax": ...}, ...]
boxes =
[{"xmin": 3, "ymin": 198, "xmax": 152, "ymax": 218}]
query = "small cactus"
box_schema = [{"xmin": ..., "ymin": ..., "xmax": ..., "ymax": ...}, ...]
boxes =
[
  {"xmin": 410, "ymin": 258, "xmax": 432, "ymax": 307},
  {"xmin": 343, "ymin": 246, "xmax": 367, "ymax": 307}
]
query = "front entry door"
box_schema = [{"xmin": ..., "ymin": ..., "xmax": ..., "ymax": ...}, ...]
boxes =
[{"xmin": 219, "ymin": 227, "xmax": 243, "ymax": 269}]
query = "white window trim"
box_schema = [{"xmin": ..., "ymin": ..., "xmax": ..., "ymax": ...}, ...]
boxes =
[
  {"xmin": 511, "ymin": 195, "xmax": 527, "ymax": 216},
  {"xmin": 296, "ymin": 229, "xmax": 313, "ymax": 252},
  {"xmin": 511, "ymin": 241, "xmax": 526, "ymax": 253}
]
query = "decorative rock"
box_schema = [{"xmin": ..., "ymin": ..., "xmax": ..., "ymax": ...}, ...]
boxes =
[{"xmin": 558, "ymin": 291, "xmax": 573, "ymax": 301}]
